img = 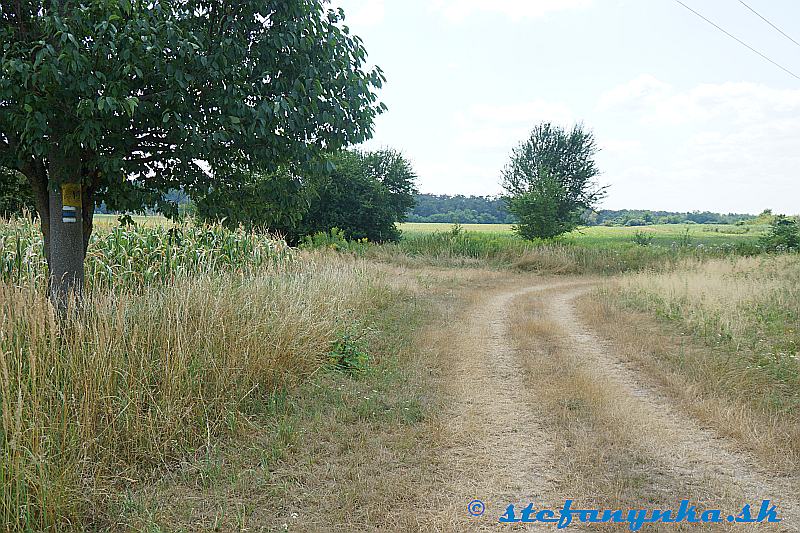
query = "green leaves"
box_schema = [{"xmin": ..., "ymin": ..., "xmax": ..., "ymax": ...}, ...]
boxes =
[
  {"xmin": 502, "ymin": 123, "xmax": 605, "ymax": 240},
  {"xmin": 2, "ymin": 0, "xmax": 386, "ymax": 216}
]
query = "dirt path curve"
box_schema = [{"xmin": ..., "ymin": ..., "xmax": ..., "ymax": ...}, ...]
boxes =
[
  {"xmin": 439, "ymin": 279, "xmax": 593, "ymax": 530},
  {"xmin": 437, "ymin": 277, "xmax": 799, "ymax": 531},
  {"xmin": 545, "ymin": 286, "xmax": 800, "ymax": 530}
]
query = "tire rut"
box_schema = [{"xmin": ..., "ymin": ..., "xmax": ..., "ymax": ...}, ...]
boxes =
[
  {"xmin": 440, "ymin": 280, "xmax": 592, "ymax": 530},
  {"xmin": 544, "ymin": 286, "xmax": 800, "ymax": 531}
]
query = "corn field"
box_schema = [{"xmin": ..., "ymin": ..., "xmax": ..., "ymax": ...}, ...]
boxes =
[{"xmin": 0, "ymin": 216, "xmax": 290, "ymax": 289}]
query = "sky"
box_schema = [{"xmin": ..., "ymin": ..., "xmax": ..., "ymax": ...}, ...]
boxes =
[{"xmin": 332, "ymin": 0, "xmax": 800, "ymax": 214}]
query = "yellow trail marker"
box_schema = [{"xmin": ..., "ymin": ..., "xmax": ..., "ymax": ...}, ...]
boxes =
[{"xmin": 61, "ymin": 183, "xmax": 82, "ymax": 208}]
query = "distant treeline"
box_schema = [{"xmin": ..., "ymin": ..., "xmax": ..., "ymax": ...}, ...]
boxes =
[
  {"xmin": 588, "ymin": 209, "xmax": 756, "ymax": 226},
  {"xmin": 406, "ymin": 194, "xmax": 515, "ymax": 224},
  {"xmin": 406, "ymin": 194, "xmax": 757, "ymax": 226}
]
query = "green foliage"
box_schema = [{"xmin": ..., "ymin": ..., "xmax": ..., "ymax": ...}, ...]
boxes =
[
  {"xmin": 191, "ymin": 149, "xmax": 416, "ymax": 243},
  {"xmin": 677, "ymin": 227, "xmax": 693, "ymax": 248},
  {"xmin": 1, "ymin": 1, "xmax": 385, "ymax": 214},
  {"xmin": 406, "ymin": 194, "xmax": 514, "ymax": 224},
  {"xmin": 0, "ymin": 216, "xmax": 288, "ymax": 289},
  {"xmin": 300, "ymin": 228, "xmax": 368, "ymax": 253},
  {"xmin": 760, "ymin": 215, "xmax": 799, "ymax": 252},
  {"xmin": 502, "ymin": 123, "xmax": 605, "ymax": 240},
  {"xmin": 328, "ymin": 331, "xmax": 370, "ymax": 375},
  {"xmin": 591, "ymin": 208, "xmax": 755, "ymax": 227},
  {"xmin": 299, "ymin": 150, "xmax": 417, "ymax": 242},
  {"xmin": 302, "ymin": 227, "xmax": 350, "ymax": 249},
  {"xmin": 507, "ymin": 175, "xmax": 583, "ymax": 240},
  {"xmin": 193, "ymin": 168, "xmax": 311, "ymax": 238},
  {"xmin": 631, "ymin": 230, "xmax": 654, "ymax": 246},
  {"xmin": 0, "ymin": 168, "xmax": 34, "ymax": 216}
]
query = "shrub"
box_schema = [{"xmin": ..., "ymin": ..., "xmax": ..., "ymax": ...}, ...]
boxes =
[
  {"xmin": 300, "ymin": 228, "xmax": 369, "ymax": 254},
  {"xmin": 632, "ymin": 230, "xmax": 654, "ymax": 246},
  {"xmin": 760, "ymin": 215, "xmax": 799, "ymax": 252}
]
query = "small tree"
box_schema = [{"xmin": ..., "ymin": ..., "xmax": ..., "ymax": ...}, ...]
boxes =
[{"xmin": 502, "ymin": 123, "xmax": 605, "ymax": 240}]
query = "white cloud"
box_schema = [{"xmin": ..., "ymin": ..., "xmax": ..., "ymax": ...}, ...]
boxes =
[
  {"xmin": 337, "ymin": 0, "xmax": 385, "ymax": 28},
  {"xmin": 596, "ymin": 76, "xmax": 800, "ymax": 213},
  {"xmin": 431, "ymin": 0, "xmax": 592, "ymax": 22},
  {"xmin": 598, "ymin": 75, "xmax": 800, "ymax": 126},
  {"xmin": 601, "ymin": 138, "xmax": 642, "ymax": 154},
  {"xmin": 414, "ymin": 160, "xmax": 501, "ymax": 195},
  {"xmin": 453, "ymin": 100, "xmax": 574, "ymax": 149}
]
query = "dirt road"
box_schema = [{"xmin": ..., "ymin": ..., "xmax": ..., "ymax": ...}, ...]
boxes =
[{"xmin": 431, "ymin": 277, "xmax": 799, "ymax": 531}]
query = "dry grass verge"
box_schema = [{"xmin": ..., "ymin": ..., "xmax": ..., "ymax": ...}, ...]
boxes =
[
  {"xmin": 585, "ymin": 255, "xmax": 799, "ymax": 472},
  {"xmin": 0, "ymin": 254, "xmax": 405, "ymax": 531}
]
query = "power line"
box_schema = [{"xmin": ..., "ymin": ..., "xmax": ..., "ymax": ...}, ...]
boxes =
[
  {"xmin": 738, "ymin": 0, "xmax": 800, "ymax": 49},
  {"xmin": 674, "ymin": 0, "xmax": 800, "ymax": 82}
]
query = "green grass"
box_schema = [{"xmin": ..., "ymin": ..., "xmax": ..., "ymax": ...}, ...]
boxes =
[
  {"xmin": 380, "ymin": 223, "xmax": 769, "ymax": 274},
  {"xmin": 565, "ymin": 223, "xmax": 766, "ymax": 247},
  {"xmin": 399, "ymin": 222, "xmax": 514, "ymax": 235},
  {"xmin": 399, "ymin": 222, "xmax": 766, "ymax": 247}
]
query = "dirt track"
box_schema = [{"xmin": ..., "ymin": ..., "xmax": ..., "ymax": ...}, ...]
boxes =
[{"xmin": 433, "ymin": 278, "xmax": 800, "ymax": 531}]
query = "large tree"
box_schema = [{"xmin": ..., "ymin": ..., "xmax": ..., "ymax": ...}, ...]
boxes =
[
  {"xmin": 0, "ymin": 0, "xmax": 385, "ymax": 304},
  {"xmin": 502, "ymin": 122, "xmax": 605, "ymax": 240}
]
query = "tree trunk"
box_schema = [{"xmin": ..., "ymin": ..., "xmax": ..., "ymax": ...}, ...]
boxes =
[{"xmin": 47, "ymin": 144, "xmax": 85, "ymax": 310}]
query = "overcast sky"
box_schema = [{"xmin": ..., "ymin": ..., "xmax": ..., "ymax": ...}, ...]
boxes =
[{"xmin": 333, "ymin": 0, "xmax": 800, "ymax": 214}]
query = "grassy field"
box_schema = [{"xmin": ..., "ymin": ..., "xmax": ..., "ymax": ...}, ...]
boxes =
[
  {"xmin": 0, "ymin": 216, "xmax": 423, "ymax": 530},
  {"xmin": 399, "ymin": 222, "xmax": 766, "ymax": 247}
]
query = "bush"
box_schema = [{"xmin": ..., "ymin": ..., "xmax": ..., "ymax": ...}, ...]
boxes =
[
  {"xmin": 299, "ymin": 228, "xmax": 369, "ymax": 253},
  {"xmin": 760, "ymin": 215, "xmax": 799, "ymax": 252},
  {"xmin": 299, "ymin": 150, "xmax": 417, "ymax": 243},
  {"xmin": 632, "ymin": 230, "xmax": 654, "ymax": 246}
]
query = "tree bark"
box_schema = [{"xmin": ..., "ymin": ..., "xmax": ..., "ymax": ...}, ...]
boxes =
[{"xmin": 47, "ymin": 142, "xmax": 85, "ymax": 310}]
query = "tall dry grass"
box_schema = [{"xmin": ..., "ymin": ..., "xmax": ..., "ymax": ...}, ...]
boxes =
[
  {"xmin": 0, "ymin": 249, "xmax": 391, "ymax": 530},
  {"xmin": 593, "ymin": 254, "xmax": 800, "ymax": 469}
]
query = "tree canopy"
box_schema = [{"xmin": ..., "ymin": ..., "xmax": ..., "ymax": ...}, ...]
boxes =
[
  {"xmin": 502, "ymin": 123, "xmax": 605, "ymax": 239},
  {"xmin": 1, "ymin": 0, "xmax": 386, "ymax": 299},
  {"xmin": 299, "ymin": 149, "xmax": 417, "ymax": 242}
]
